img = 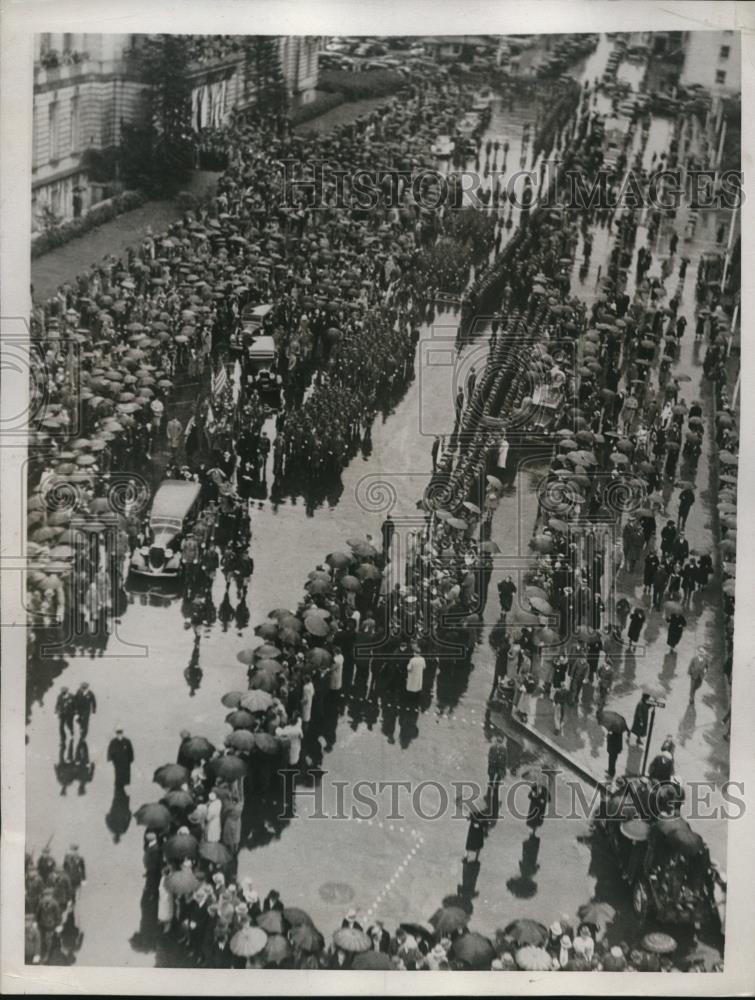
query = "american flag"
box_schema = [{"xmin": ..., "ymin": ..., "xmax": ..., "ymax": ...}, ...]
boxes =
[{"xmin": 212, "ymin": 363, "xmax": 228, "ymax": 398}]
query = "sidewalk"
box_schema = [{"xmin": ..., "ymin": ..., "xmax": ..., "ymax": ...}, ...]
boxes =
[{"xmin": 31, "ymin": 171, "xmax": 220, "ymax": 302}]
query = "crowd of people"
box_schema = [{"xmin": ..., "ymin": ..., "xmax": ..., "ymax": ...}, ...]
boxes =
[
  {"xmin": 24, "ymin": 846, "xmax": 87, "ymax": 966},
  {"xmin": 25, "ymin": 29, "xmax": 737, "ymax": 974}
]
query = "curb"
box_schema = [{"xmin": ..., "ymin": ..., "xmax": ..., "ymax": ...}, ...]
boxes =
[{"xmin": 501, "ymin": 704, "xmax": 605, "ymax": 787}]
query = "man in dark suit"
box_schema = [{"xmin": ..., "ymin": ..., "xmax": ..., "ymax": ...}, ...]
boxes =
[
  {"xmin": 73, "ymin": 683, "xmax": 96, "ymax": 738},
  {"xmin": 367, "ymin": 920, "xmax": 391, "ymax": 952},
  {"xmin": 107, "ymin": 728, "xmax": 134, "ymax": 788}
]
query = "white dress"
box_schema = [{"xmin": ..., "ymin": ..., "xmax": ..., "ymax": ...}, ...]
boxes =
[
  {"xmin": 158, "ymin": 875, "xmax": 174, "ymax": 923},
  {"xmin": 205, "ymin": 798, "xmax": 222, "ymax": 843}
]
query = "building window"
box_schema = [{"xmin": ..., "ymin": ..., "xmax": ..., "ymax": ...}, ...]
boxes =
[
  {"xmin": 63, "ymin": 33, "xmax": 73, "ymax": 53},
  {"xmin": 715, "ymin": 70, "xmax": 727, "ymax": 85},
  {"xmin": 720, "ymin": 45, "xmax": 730, "ymax": 59},
  {"xmin": 48, "ymin": 102, "xmax": 60, "ymax": 160}
]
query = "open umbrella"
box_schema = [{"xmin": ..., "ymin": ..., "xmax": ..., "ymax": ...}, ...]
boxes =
[
  {"xmin": 304, "ymin": 615, "xmax": 330, "ymax": 637},
  {"xmin": 225, "ymin": 708, "xmax": 255, "ymax": 729},
  {"xmin": 181, "ymin": 736, "xmax": 215, "ymax": 762},
  {"xmin": 253, "ymin": 643, "xmax": 282, "ymax": 660},
  {"xmin": 153, "ymin": 763, "xmax": 190, "ymax": 790},
  {"xmin": 326, "ymin": 551, "xmax": 352, "ymax": 569},
  {"xmin": 269, "ymin": 607, "xmax": 296, "ymax": 621},
  {"xmin": 163, "ymin": 831, "xmax": 199, "ymax": 861},
  {"xmin": 430, "ymin": 905, "xmax": 470, "ymax": 935},
  {"xmin": 530, "ymin": 534, "xmax": 554, "ymax": 554},
  {"xmin": 340, "ymin": 574, "xmax": 362, "ymax": 593},
  {"xmin": 163, "ymin": 789, "xmax": 194, "ymax": 812},
  {"xmin": 254, "ymin": 732, "xmax": 280, "ymax": 755},
  {"xmin": 257, "ymin": 909, "xmax": 286, "ymax": 935},
  {"xmin": 262, "ymin": 933, "xmax": 293, "ymax": 966},
  {"xmin": 598, "ymin": 709, "xmax": 628, "ymax": 734},
  {"xmin": 503, "ymin": 918, "xmax": 548, "ymax": 947},
  {"xmin": 209, "ymin": 755, "xmax": 248, "ymax": 781},
  {"xmin": 352, "ymin": 950, "xmax": 394, "ymax": 969},
  {"xmin": 451, "ymin": 932, "xmax": 496, "ymax": 968},
  {"xmin": 249, "ymin": 671, "xmax": 277, "ymax": 692},
  {"xmin": 254, "ymin": 621, "xmax": 279, "ymax": 641},
  {"xmin": 289, "ymin": 923, "xmax": 323, "ymax": 953},
  {"xmin": 282, "ymin": 907, "xmax": 314, "ymax": 929},
  {"xmin": 349, "ymin": 540, "xmax": 378, "ymax": 559},
  {"xmin": 577, "ymin": 901, "xmax": 616, "ymax": 928},
  {"xmin": 515, "ymin": 945, "xmax": 552, "ymax": 971},
  {"xmin": 528, "ymin": 596, "xmax": 554, "ymax": 616},
  {"xmin": 199, "ymin": 841, "xmax": 232, "ymax": 866},
  {"xmin": 719, "ymin": 451, "xmax": 738, "ymax": 466},
  {"xmin": 486, "ymin": 474, "xmax": 503, "ymax": 491},
  {"xmin": 241, "ymin": 690, "xmax": 273, "ymax": 713},
  {"xmin": 534, "ymin": 627, "xmax": 561, "ymax": 646},
  {"xmin": 224, "ymin": 729, "xmax": 256, "ymax": 752},
  {"xmin": 166, "ymin": 869, "xmax": 200, "ymax": 897},
  {"xmin": 641, "ymin": 932, "xmax": 677, "ymax": 955},
  {"xmin": 333, "ymin": 927, "xmax": 371, "ymax": 953},
  {"xmin": 664, "ymin": 600, "xmax": 684, "ymax": 615},
  {"xmin": 135, "ymin": 802, "xmax": 172, "ymax": 831},
  {"xmin": 306, "ymin": 648, "xmax": 332, "ymax": 668},
  {"xmin": 230, "ymin": 925, "xmax": 267, "ymax": 958},
  {"xmin": 356, "ymin": 562, "xmax": 382, "ymax": 581},
  {"xmin": 480, "ymin": 540, "xmax": 500, "ymax": 554},
  {"xmin": 221, "ymin": 691, "xmax": 244, "ymax": 709}
]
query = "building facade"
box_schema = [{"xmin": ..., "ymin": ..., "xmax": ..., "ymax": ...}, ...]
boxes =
[
  {"xmin": 680, "ymin": 30, "xmax": 741, "ymax": 96},
  {"xmin": 32, "ymin": 33, "xmax": 147, "ymax": 230},
  {"xmin": 33, "ymin": 33, "xmax": 323, "ymax": 231}
]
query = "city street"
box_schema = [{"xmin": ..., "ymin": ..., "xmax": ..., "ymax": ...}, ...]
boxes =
[{"xmin": 22, "ymin": 29, "xmax": 736, "ymax": 975}]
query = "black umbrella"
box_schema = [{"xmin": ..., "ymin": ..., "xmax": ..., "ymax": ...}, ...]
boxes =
[{"xmin": 598, "ymin": 709, "xmax": 627, "ymax": 734}]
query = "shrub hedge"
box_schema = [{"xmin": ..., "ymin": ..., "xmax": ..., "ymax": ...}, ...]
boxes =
[
  {"xmin": 318, "ymin": 69, "xmax": 405, "ymax": 101},
  {"xmin": 290, "ymin": 90, "xmax": 345, "ymax": 126},
  {"xmin": 31, "ymin": 190, "xmax": 148, "ymax": 258}
]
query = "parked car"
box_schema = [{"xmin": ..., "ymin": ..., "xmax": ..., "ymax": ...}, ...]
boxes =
[{"xmin": 129, "ymin": 480, "xmax": 203, "ymax": 578}]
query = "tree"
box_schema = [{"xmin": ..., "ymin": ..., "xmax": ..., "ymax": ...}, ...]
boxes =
[
  {"xmin": 244, "ymin": 36, "xmax": 288, "ymax": 117},
  {"xmin": 121, "ymin": 34, "xmax": 195, "ymax": 193}
]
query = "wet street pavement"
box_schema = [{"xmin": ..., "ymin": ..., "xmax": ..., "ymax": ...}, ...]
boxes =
[{"xmin": 25, "ymin": 35, "xmax": 729, "ymax": 967}]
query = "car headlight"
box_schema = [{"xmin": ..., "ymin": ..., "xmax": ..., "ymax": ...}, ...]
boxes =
[
  {"xmin": 140, "ymin": 546, "xmax": 149, "ymax": 556},
  {"xmin": 165, "ymin": 548, "xmax": 174, "ymax": 559}
]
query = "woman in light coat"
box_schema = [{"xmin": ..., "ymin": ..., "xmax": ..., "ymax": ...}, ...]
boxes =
[
  {"xmin": 204, "ymin": 791, "xmax": 222, "ymax": 843},
  {"xmin": 157, "ymin": 865, "xmax": 174, "ymax": 933}
]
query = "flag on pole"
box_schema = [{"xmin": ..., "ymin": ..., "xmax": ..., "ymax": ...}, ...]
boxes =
[{"xmin": 212, "ymin": 363, "xmax": 228, "ymax": 398}]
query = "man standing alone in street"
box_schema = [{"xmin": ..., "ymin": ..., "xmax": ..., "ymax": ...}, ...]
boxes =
[
  {"xmin": 107, "ymin": 727, "xmax": 134, "ymax": 788},
  {"xmin": 688, "ymin": 646, "xmax": 709, "ymax": 705}
]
